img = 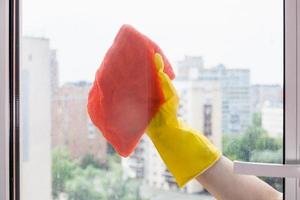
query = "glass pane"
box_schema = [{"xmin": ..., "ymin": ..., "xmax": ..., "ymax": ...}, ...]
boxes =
[{"xmin": 21, "ymin": 0, "xmax": 283, "ymax": 199}]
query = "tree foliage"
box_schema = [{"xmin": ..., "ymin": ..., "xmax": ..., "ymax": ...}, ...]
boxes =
[
  {"xmin": 80, "ymin": 154, "xmax": 106, "ymax": 170},
  {"xmin": 52, "ymin": 148, "xmax": 77, "ymax": 199},
  {"xmin": 52, "ymin": 148, "xmax": 143, "ymax": 200},
  {"xmin": 223, "ymin": 113, "xmax": 283, "ymax": 191}
]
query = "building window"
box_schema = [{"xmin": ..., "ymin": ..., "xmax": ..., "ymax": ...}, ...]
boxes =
[{"xmin": 203, "ymin": 104, "xmax": 212, "ymax": 136}]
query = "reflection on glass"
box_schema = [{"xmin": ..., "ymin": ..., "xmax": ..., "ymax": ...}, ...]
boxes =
[{"xmin": 21, "ymin": 0, "xmax": 283, "ymax": 199}]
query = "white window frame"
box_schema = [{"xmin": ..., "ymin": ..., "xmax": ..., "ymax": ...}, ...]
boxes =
[
  {"xmin": 0, "ymin": 0, "xmax": 10, "ymax": 199},
  {"xmin": 1, "ymin": 0, "xmax": 20, "ymax": 199},
  {"xmin": 0, "ymin": 0, "xmax": 299, "ymax": 199},
  {"xmin": 283, "ymin": 0, "xmax": 298, "ymax": 198}
]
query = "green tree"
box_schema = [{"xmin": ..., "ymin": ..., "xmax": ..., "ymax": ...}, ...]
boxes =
[
  {"xmin": 223, "ymin": 113, "xmax": 282, "ymax": 161},
  {"xmin": 52, "ymin": 148, "xmax": 77, "ymax": 199},
  {"xmin": 222, "ymin": 112, "xmax": 283, "ymax": 191},
  {"xmin": 52, "ymin": 148, "xmax": 144, "ymax": 200},
  {"xmin": 80, "ymin": 154, "xmax": 106, "ymax": 169},
  {"xmin": 65, "ymin": 166, "xmax": 104, "ymax": 200},
  {"xmin": 66, "ymin": 160, "xmax": 143, "ymax": 200}
]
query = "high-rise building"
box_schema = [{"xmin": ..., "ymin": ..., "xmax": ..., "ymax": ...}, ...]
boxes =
[
  {"xmin": 261, "ymin": 102, "xmax": 283, "ymax": 138},
  {"xmin": 122, "ymin": 137, "xmax": 146, "ymax": 179},
  {"xmin": 174, "ymin": 80, "xmax": 222, "ymax": 150},
  {"xmin": 50, "ymin": 49, "xmax": 59, "ymax": 97},
  {"xmin": 176, "ymin": 56, "xmax": 204, "ymax": 79},
  {"xmin": 250, "ymin": 85, "xmax": 283, "ymax": 138},
  {"xmin": 250, "ymin": 84, "xmax": 283, "ymax": 113},
  {"xmin": 143, "ymin": 137, "xmax": 170, "ymax": 190},
  {"xmin": 51, "ymin": 81, "xmax": 107, "ymax": 163},
  {"xmin": 21, "ymin": 36, "xmax": 52, "ymax": 200},
  {"xmin": 176, "ymin": 56, "xmax": 251, "ymax": 135}
]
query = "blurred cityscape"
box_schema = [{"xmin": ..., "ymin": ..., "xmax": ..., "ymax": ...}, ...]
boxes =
[{"xmin": 21, "ymin": 36, "xmax": 283, "ymax": 200}]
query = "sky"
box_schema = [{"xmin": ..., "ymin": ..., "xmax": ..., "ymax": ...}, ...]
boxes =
[{"xmin": 22, "ymin": 0, "xmax": 283, "ymax": 85}]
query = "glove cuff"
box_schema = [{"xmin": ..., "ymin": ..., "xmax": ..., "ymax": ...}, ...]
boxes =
[{"xmin": 147, "ymin": 122, "xmax": 222, "ymax": 188}]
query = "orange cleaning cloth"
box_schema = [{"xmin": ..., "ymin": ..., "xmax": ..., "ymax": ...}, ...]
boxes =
[{"xmin": 87, "ymin": 25, "xmax": 175, "ymax": 157}]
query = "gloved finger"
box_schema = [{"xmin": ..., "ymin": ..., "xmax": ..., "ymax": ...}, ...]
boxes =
[{"xmin": 154, "ymin": 53, "xmax": 179, "ymax": 103}]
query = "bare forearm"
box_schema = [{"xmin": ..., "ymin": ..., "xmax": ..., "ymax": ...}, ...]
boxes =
[{"xmin": 196, "ymin": 156, "xmax": 282, "ymax": 200}]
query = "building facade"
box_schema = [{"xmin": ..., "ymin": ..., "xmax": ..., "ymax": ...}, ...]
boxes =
[
  {"xmin": 250, "ymin": 84, "xmax": 283, "ymax": 138},
  {"xmin": 21, "ymin": 37, "xmax": 53, "ymax": 200},
  {"xmin": 51, "ymin": 81, "xmax": 107, "ymax": 163},
  {"xmin": 176, "ymin": 56, "xmax": 251, "ymax": 135},
  {"xmin": 50, "ymin": 49, "xmax": 59, "ymax": 97},
  {"xmin": 250, "ymin": 84, "xmax": 283, "ymax": 113},
  {"xmin": 122, "ymin": 137, "xmax": 147, "ymax": 180},
  {"xmin": 261, "ymin": 102, "xmax": 283, "ymax": 138}
]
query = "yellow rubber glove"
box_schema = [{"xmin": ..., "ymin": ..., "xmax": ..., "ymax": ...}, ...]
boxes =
[{"xmin": 147, "ymin": 53, "xmax": 221, "ymax": 188}]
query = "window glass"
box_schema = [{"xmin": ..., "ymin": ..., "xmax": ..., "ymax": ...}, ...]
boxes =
[{"xmin": 21, "ymin": 0, "xmax": 283, "ymax": 199}]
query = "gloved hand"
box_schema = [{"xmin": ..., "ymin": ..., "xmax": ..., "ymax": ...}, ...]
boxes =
[{"xmin": 147, "ymin": 53, "xmax": 221, "ymax": 187}]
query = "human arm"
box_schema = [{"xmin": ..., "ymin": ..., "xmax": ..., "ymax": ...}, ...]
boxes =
[{"xmin": 196, "ymin": 156, "xmax": 282, "ymax": 200}]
